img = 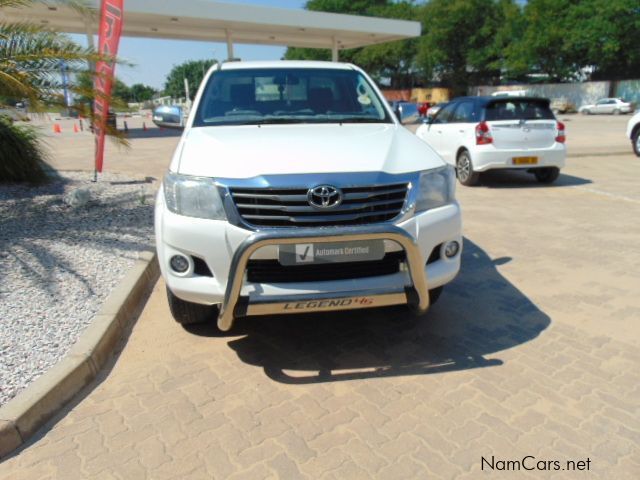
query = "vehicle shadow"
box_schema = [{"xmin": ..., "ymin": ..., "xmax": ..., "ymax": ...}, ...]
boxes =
[
  {"xmin": 188, "ymin": 238, "xmax": 550, "ymax": 383},
  {"xmin": 479, "ymin": 170, "xmax": 591, "ymax": 188}
]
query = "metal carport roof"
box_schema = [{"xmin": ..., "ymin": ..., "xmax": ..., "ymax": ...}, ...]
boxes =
[{"xmin": 0, "ymin": 0, "xmax": 421, "ymax": 60}]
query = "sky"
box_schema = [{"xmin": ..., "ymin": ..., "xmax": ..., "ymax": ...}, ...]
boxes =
[{"xmin": 70, "ymin": 0, "xmax": 308, "ymax": 90}]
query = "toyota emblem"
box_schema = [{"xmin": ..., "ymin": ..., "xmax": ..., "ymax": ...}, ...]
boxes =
[{"xmin": 307, "ymin": 185, "xmax": 342, "ymax": 209}]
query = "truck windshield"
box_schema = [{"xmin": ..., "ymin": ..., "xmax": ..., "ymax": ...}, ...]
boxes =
[{"xmin": 193, "ymin": 67, "xmax": 392, "ymax": 126}]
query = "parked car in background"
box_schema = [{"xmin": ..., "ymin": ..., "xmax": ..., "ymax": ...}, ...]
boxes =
[
  {"xmin": 416, "ymin": 96, "xmax": 566, "ymax": 186},
  {"xmin": 627, "ymin": 111, "xmax": 640, "ymax": 156},
  {"xmin": 550, "ymin": 97, "xmax": 576, "ymax": 114},
  {"xmin": 389, "ymin": 101, "xmax": 420, "ymax": 124},
  {"xmin": 491, "ymin": 90, "xmax": 530, "ymax": 98},
  {"xmin": 426, "ymin": 103, "xmax": 443, "ymax": 117},
  {"xmin": 579, "ymin": 98, "xmax": 633, "ymax": 115}
]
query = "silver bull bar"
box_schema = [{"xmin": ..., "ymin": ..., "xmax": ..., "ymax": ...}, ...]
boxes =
[{"xmin": 217, "ymin": 225, "xmax": 430, "ymax": 331}]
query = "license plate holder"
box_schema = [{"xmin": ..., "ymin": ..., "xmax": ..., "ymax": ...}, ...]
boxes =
[
  {"xmin": 512, "ymin": 156, "xmax": 538, "ymax": 165},
  {"xmin": 279, "ymin": 240, "xmax": 385, "ymax": 266}
]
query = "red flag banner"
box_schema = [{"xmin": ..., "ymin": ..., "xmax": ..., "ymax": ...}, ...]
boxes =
[{"xmin": 94, "ymin": 0, "xmax": 124, "ymax": 173}]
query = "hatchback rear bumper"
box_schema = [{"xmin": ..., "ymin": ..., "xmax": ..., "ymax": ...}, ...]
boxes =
[{"xmin": 472, "ymin": 144, "xmax": 566, "ymax": 172}]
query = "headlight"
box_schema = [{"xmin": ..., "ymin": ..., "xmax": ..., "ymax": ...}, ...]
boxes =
[
  {"xmin": 163, "ymin": 172, "xmax": 227, "ymax": 220},
  {"xmin": 414, "ymin": 165, "xmax": 456, "ymax": 213}
]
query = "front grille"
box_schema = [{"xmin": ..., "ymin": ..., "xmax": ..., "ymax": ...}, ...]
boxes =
[
  {"xmin": 246, "ymin": 252, "xmax": 405, "ymax": 283},
  {"xmin": 229, "ymin": 183, "xmax": 408, "ymax": 227}
]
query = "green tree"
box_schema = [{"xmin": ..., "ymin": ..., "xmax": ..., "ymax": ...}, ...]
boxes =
[
  {"xmin": 75, "ymin": 71, "xmax": 129, "ymax": 109},
  {"xmin": 164, "ymin": 59, "xmax": 216, "ymax": 99},
  {"xmin": 112, "ymin": 78, "xmax": 131, "ymax": 102},
  {"xmin": 415, "ymin": 0, "xmax": 503, "ymax": 96},
  {"xmin": 285, "ymin": 0, "xmax": 419, "ymax": 88},
  {"xmin": 565, "ymin": 0, "xmax": 640, "ymax": 80},
  {"xmin": 506, "ymin": 0, "xmax": 581, "ymax": 82},
  {"xmin": 129, "ymin": 83, "xmax": 157, "ymax": 102}
]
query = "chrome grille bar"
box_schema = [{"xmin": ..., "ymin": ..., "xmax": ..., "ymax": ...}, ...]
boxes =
[{"xmin": 229, "ymin": 182, "xmax": 409, "ymax": 227}]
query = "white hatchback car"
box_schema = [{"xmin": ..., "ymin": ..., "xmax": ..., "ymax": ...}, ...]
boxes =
[{"xmin": 416, "ymin": 96, "xmax": 566, "ymax": 186}]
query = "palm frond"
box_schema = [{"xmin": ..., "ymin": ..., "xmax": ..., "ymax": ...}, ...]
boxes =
[{"xmin": 0, "ymin": 0, "xmax": 32, "ymax": 8}]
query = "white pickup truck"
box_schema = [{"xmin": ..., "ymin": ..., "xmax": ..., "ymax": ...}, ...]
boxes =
[{"xmin": 155, "ymin": 61, "xmax": 462, "ymax": 331}]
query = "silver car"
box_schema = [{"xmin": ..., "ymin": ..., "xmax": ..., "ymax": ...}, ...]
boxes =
[{"xmin": 579, "ymin": 98, "xmax": 633, "ymax": 115}]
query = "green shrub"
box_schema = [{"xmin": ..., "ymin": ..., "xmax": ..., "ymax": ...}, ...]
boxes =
[{"xmin": 0, "ymin": 118, "xmax": 50, "ymax": 184}]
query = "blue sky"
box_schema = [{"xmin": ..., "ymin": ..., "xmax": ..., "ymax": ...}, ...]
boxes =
[{"xmin": 70, "ymin": 0, "xmax": 308, "ymax": 89}]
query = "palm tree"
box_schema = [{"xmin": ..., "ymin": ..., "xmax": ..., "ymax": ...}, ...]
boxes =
[{"xmin": 0, "ymin": 0, "xmax": 126, "ymax": 183}]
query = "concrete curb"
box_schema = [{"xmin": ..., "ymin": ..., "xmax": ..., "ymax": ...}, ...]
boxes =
[{"xmin": 0, "ymin": 251, "xmax": 159, "ymax": 458}]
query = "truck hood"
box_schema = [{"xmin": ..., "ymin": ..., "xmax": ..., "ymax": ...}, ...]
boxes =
[{"xmin": 175, "ymin": 124, "xmax": 444, "ymax": 178}]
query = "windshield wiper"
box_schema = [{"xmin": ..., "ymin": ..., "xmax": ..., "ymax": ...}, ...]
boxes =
[
  {"xmin": 253, "ymin": 118, "xmax": 312, "ymax": 125},
  {"xmin": 334, "ymin": 117, "xmax": 388, "ymax": 124}
]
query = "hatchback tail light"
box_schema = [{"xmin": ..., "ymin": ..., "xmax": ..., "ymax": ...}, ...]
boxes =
[
  {"xmin": 475, "ymin": 121, "xmax": 493, "ymax": 145},
  {"xmin": 555, "ymin": 121, "xmax": 566, "ymax": 143}
]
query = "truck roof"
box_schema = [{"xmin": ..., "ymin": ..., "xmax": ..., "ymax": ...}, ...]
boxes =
[{"xmin": 218, "ymin": 60, "xmax": 355, "ymax": 71}]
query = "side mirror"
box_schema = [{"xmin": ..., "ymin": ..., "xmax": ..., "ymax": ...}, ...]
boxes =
[
  {"xmin": 399, "ymin": 103, "xmax": 419, "ymax": 125},
  {"xmin": 152, "ymin": 105, "xmax": 184, "ymax": 129},
  {"xmin": 423, "ymin": 115, "xmax": 433, "ymax": 125}
]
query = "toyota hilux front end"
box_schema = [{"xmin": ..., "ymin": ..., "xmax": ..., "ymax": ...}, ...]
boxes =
[{"xmin": 155, "ymin": 61, "xmax": 462, "ymax": 331}]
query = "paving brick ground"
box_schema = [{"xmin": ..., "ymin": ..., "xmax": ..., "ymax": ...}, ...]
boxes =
[{"xmin": 1, "ymin": 121, "xmax": 638, "ymax": 478}]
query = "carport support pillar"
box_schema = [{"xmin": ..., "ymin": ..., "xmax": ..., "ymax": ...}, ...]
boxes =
[
  {"xmin": 225, "ymin": 29, "xmax": 234, "ymax": 60},
  {"xmin": 331, "ymin": 37, "xmax": 339, "ymax": 62}
]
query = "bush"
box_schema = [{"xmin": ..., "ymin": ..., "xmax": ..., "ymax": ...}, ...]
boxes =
[{"xmin": 0, "ymin": 118, "xmax": 50, "ymax": 184}]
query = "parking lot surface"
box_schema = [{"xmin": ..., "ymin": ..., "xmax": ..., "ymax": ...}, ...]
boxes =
[{"xmin": 1, "ymin": 115, "xmax": 638, "ymax": 479}]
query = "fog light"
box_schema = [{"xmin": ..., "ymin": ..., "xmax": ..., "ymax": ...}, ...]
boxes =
[
  {"xmin": 169, "ymin": 254, "xmax": 190, "ymax": 273},
  {"xmin": 444, "ymin": 241, "xmax": 460, "ymax": 258}
]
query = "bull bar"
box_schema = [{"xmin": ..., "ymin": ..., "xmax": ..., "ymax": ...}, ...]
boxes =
[{"xmin": 217, "ymin": 224, "xmax": 430, "ymax": 331}]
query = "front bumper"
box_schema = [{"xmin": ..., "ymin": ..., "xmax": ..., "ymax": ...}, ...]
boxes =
[
  {"xmin": 217, "ymin": 226, "xmax": 430, "ymax": 331},
  {"xmin": 156, "ymin": 193, "xmax": 462, "ymax": 331}
]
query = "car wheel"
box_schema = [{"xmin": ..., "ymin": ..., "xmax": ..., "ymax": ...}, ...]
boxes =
[
  {"xmin": 581, "ymin": 109, "xmax": 591, "ymax": 115},
  {"xmin": 534, "ymin": 167, "xmax": 560, "ymax": 184},
  {"xmin": 613, "ymin": 109, "xmax": 621, "ymax": 115},
  {"xmin": 456, "ymin": 150, "xmax": 480, "ymax": 186},
  {"xmin": 633, "ymin": 128, "xmax": 640, "ymax": 157},
  {"xmin": 166, "ymin": 287, "xmax": 220, "ymax": 326}
]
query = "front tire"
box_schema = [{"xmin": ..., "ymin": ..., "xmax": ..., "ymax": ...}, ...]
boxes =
[
  {"xmin": 534, "ymin": 167, "xmax": 560, "ymax": 184},
  {"xmin": 633, "ymin": 129, "xmax": 640, "ymax": 157},
  {"xmin": 613, "ymin": 109, "xmax": 621, "ymax": 115},
  {"xmin": 456, "ymin": 150, "xmax": 480, "ymax": 186},
  {"xmin": 166, "ymin": 287, "xmax": 219, "ymax": 326},
  {"xmin": 581, "ymin": 109, "xmax": 591, "ymax": 115}
]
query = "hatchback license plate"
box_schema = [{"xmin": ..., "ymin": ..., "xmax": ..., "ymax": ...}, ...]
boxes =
[
  {"xmin": 513, "ymin": 156, "xmax": 538, "ymax": 165},
  {"xmin": 279, "ymin": 240, "xmax": 385, "ymax": 266}
]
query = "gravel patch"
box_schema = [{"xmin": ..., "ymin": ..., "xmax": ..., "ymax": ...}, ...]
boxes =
[{"xmin": 0, "ymin": 171, "xmax": 155, "ymax": 405}]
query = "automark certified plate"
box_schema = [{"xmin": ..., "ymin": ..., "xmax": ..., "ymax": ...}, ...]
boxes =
[
  {"xmin": 512, "ymin": 156, "xmax": 538, "ymax": 165},
  {"xmin": 279, "ymin": 240, "xmax": 385, "ymax": 266}
]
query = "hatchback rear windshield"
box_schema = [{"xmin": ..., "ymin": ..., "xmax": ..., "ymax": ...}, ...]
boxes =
[
  {"xmin": 485, "ymin": 99, "xmax": 554, "ymax": 121},
  {"xmin": 193, "ymin": 68, "xmax": 392, "ymax": 126}
]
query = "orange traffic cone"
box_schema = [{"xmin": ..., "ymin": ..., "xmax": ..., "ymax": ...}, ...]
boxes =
[
  {"xmin": 53, "ymin": 123, "xmax": 62, "ymax": 134},
  {"xmin": 73, "ymin": 123, "xmax": 79, "ymax": 133}
]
